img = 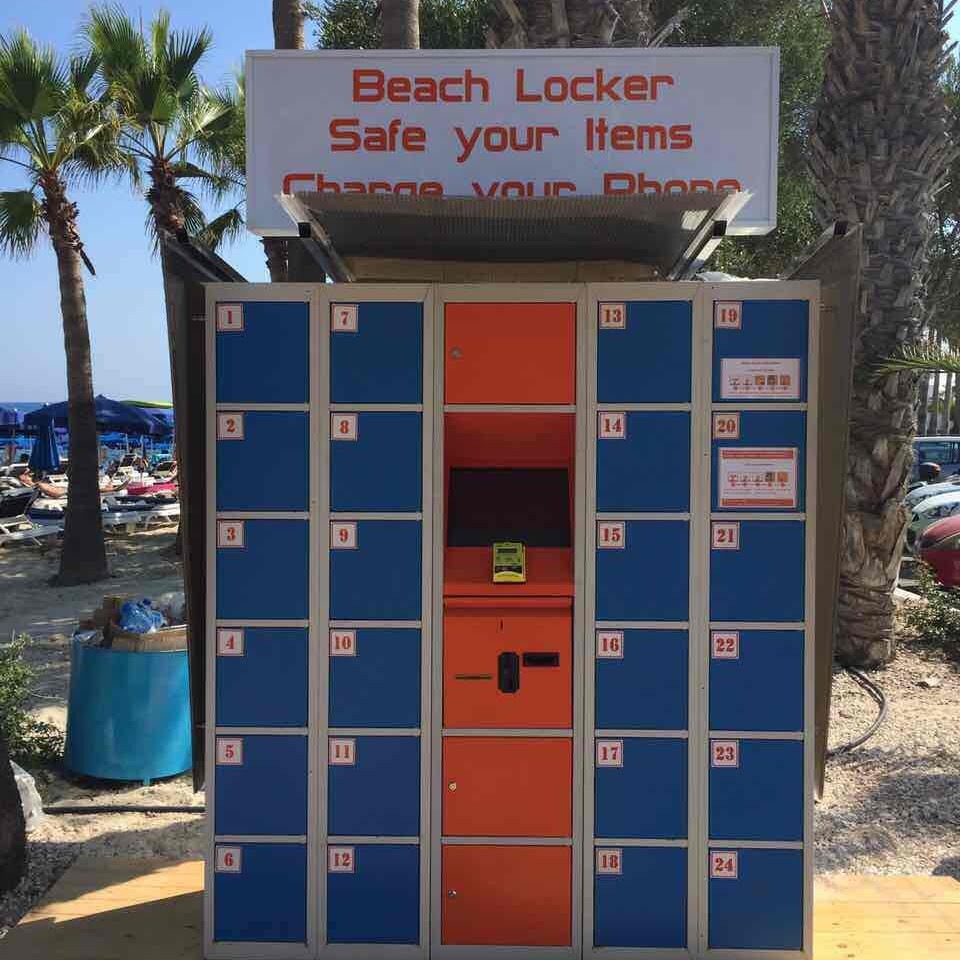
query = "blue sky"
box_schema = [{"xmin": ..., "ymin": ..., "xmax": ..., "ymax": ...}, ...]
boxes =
[{"xmin": 2, "ymin": 7, "xmax": 959, "ymax": 402}]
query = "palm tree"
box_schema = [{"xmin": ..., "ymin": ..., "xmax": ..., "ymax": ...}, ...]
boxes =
[
  {"xmin": 809, "ymin": 0, "xmax": 957, "ymax": 666},
  {"xmin": 0, "ymin": 30, "xmax": 112, "ymax": 585},
  {"xmin": 382, "ymin": 0, "xmax": 422, "ymax": 47}
]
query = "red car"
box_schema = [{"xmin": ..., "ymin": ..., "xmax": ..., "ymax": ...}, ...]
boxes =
[{"xmin": 918, "ymin": 514, "xmax": 960, "ymax": 586}]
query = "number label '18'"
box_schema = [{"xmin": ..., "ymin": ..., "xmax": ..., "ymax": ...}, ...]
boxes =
[
  {"xmin": 597, "ymin": 521, "xmax": 625, "ymax": 550},
  {"xmin": 711, "ymin": 851, "xmax": 739, "ymax": 878},
  {"xmin": 215, "ymin": 845, "xmax": 242, "ymax": 873},
  {"xmin": 596, "ymin": 739, "xmax": 623, "ymax": 768},
  {"xmin": 596, "ymin": 630, "xmax": 624, "ymax": 659},
  {"xmin": 596, "ymin": 848, "xmax": 623, "ymax": 875},
  {"xmin": 328, "ymin": 846, "xmax": 355, "ymax": 873}
]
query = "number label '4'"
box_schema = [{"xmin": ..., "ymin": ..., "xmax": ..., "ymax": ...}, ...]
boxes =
[{"xmin": 217, "ymin": 628, "xmax": 245, "ymax": 657}]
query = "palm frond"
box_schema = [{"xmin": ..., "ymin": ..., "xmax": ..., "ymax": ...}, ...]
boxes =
[
  {"xmin": 196, "ymin": 203, "xmax": 245, "ymax": 252},
  {"xmin": 0, "ymin": 189, "xmax": 42, "ymax": 257},
  {"xmin": 876, "ymin": 344, "xmax": 960, "ymax": 378},
  {"xmin": 0, "ymin": 29, "xmax": 68, "ymax": 126},
  {"xmin": 164, "ymin": 27, "xmax": 213, "ymax": 103},
  {"xmin": 84, "ymin": 4, "xmax": 146, "ymax": 82}
]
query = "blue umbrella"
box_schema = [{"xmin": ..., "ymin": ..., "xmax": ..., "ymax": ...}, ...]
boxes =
[
  {"xmin": 0, "ymin": 406, "xmax": 22, "ymax": 428},
  {"xmin": 28, "ymin": 419, "xmax": 61, "ymax": 475},
  {"xmin": 24, "ymin": 395, "xmax": 167, "ymax": 437}
]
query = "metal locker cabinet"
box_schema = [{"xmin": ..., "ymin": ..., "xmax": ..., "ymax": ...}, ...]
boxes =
[
  {"xmin": 442, "ymin": 737, "xmax": 572, "ymax": 838},
  {"xmin": 330, "ymin": 411, "xmax": 422, "ymax": 512},
  {"xmin": 712, "ymin": 299, "xmax": 809, "ymax": 404},
  {"xmin": 596, "ymin": 520, "xmax": 689, "ymax": 621},
  {"xmin": 329, "ymin": 519, "xmax": 422, "ymax": 620},
  {"xmin": 709, "ymin": 520, "xmax": 805, "ymax": 622},
  {"xmin": 216, "ymin": 300, "xmax": 309, "ymax": 404},
  {"xmin": 214, "ymin": 734, "xmax": 307, "ymax": 836},
  {"xmin": 708, "ymin": 847, "xmax": 804, "ymax": 950},
  {"xmin": 595, "ymin": 629, "xmax": 688, "ymax": 730},
  {"xmin": 597, "ymin": 411, "xmax": 691, "ymax": 512},
  {"xmin": 709, "ymin": 738, "xmax": 804, "ymax": 841},
  {"xmin": 443, "ymin": 600, "xmax": 572, "ymax": 729},
  {"xmin": 594, "ymin": 737, "xmax": 687, "ymax": 839},
  {"xmin": 329, "ymin": 628, "xmax": 421, "ymax": 728},
  {"xmin": 330, "ymin": 300, "xmax": 423, "ymax": 403},
  {"xmin": 593, "ymin": 845, "xmax": 687, "ymax": 948},
  {"xmin": 327, "ymin": 843, "xmax": 420, "ymax": 943},
  {"xmin": 711, "ymin": 410, "xmax": 807, "ymax": 511},
  {"xmin": 444, "ymin": 301, "xmax": 576, "ymax": 404},
  {"xmin": 216, "ymin": 412, "xmax": 309, "ymax": 512},
  {"xmin": 213, "ymin": 842, "xmax": 307, "ymax": 943},
  {"xmin": 216, "ymin": 627, "xmax": 308, "ymax": 727},
  {"xmin": 328, "ymin": 735, "xmax": 420, "ymax": 837},
  {"xmin": 216, "ymin": 519, "xmax": 309, "ymax": 621},
  {"xmin": 596, "ymin": 300, "xmax": 692, "ymax": 403},
  {"xmin": 441, "ymin": 845, "xmax": 572, "ymax": 946},
  {"xmin": 710, "ymin": 630, "xmax": 804, "ymax": 732}
]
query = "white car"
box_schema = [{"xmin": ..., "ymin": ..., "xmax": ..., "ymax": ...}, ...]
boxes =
[
  {"xmin": 905, "ymin": 479, "xmax": 960, "ymax": 509},
  {"xmin": 907, "ymin": 490, "xmax": 960, "ymax": 550}
]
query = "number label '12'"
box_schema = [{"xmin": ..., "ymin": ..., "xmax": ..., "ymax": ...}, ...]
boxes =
[{"xmin": 328, "ymin": 846, "xmax": 355, "ymax": 873}]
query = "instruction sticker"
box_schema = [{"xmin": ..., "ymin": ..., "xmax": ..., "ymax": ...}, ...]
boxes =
[
  {"xmin": 711, "ymin": 521, "xmax": 740, "ymax": 551},
  {"xmin": 216, "ymin": 303, "xmax": 244, "ymax": 332},
  {"xmin": 598, "ymin": 412, "xmax": 626, "ymax": 439},
  {"xmin": 332, "ymin": 304, "xmax": 358, "ymax": 332},
  {"xmin": 217, "ymin": 412, "xmax": 244, "ymax": 441},
  {"xmin": 330, "ymin": 629, "xmax": 357, "ymax": 657},
  {"xmin": 217, "ymin": 628, "xmax": 245, "ymax": 657},
  {"xmin": 596, "ymin": 630, "xmax": 624, "ymax": 659},
  {"xmin": 216, "ymin": 737, "xmax": 243, "ymax": 766},
  {"xmin": 720, "ymin": 358, "xmax": 801, "ymax": 400},
  {"xmin": 329, "ymin": 737, "xmax": 356, "ymax": 765},
  {"xmin": 711, "ymin": 739, "xmax": 740, "ymax": 768},
  {"xmin": 719, "ymin": 447, "xmax": 798, "ymax": 509},
  {"xmin": 597, "ymin": 521, "xmax": 625, "ymax": 549},
  {"xmin": 596, "ymin": 739, "xmax": 624, "ymax": 768},
  {"xmin": 215, "ymin": 846, "xmax": 242, "ymax": 873},
  {"xmin": 599, "ymin": 302, "xmax": 627, "ymax": 330},
  {"xmin": 330, "ymin": 522, "xmax": 358, "ymax": 549},
  {"xmin": 328, "ymin": 846, "xmax": 355, "ymax": 873},
  {"xmin": 217, "ymin": 520, "xmax": 245, "ymax": 549},
  {"xmin": 712, "ymin": 412, "xmax": 740, "ymax": 440},
  {"xmin": 710, "ymin": 851, "xmax": 738, "ymax": 879},
  {"xmin": 711, "ymin": 631, "xmax": 740, "ymax": 660},
  {"xmin": 331, "ymin": 413, "xmax": 358, "ymax": 441},
  {"xmin": 596, "ymin": 848, "xmax": 623, "ymax": 875}
]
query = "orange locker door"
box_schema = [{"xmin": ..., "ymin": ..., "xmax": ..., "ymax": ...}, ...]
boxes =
[
  {"xmin": 442, "ymin": 845, "xmax": 572, "ymax": 945},
  {"xmin": 443, "ymin": 737, "xmax": 571, "ymax": 837},
  {"xmin": 444, "ymin": 302, "xmax": 575, "ymax": 404},
  {"xmin": 444, "ymin": 600, "xmax": 572, "ymax": 729}
]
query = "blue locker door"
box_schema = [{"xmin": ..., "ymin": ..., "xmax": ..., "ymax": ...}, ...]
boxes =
[
  {"xmin": 328, "ymin": 735, "xmax": 420, "ymax": 836},
  {"xmin": 597, "ymin": 412, "xmax": 691, "ymax": 512},
  {"xmin": 330, "ymin": 412, "xmax": 422, "ymax": 512},
  {"xmin": 330, "ymin": 520, "xmax": 422, "ymax": 620},
  {"xmin": 214, "ymin": 842, "xmax": 307, "ymax": 942},
  {"xmin": 712, "ymin": 410, "xmax": 807, "ymax": 512},
  {"xmin": 329, "ymin": 628, "xmax": 421, "ymax": 728},
  {"xmin": 216, "ymin": 627, "xmax": 308, "ymax": 727},
  {"xmin": 216, "ymin": 301, "xmax": 309, "ymax": 404},
  {"xmin": 595, "ymin": 630, "xmax": 688, "ymax": 730},
  {"xmin": 709, "ymin": 739, "xmax": 803, "ymax": 841},
  {"xmin": 710, "ymin": 520, "xmax": 805, "ymax": 622},
  {"xmin": 713, "ymin": 299, "xmax": 809, "ymax": 403},
  {"xmin": 216, "ymin": 519, "xmax": 309, "ymax": 621},
  {"xmin": 596, "ymin": 520, "xmax": 689, "ymax": 621},
  {"xmin": 327, "ymin": 843, "xmax": 420, "ymax": 943},
  {"xmin": 216, "ymin": 412, "xmax": 308, "ymax": 512},
  {"xmin": 594, "ymin": 846, "xmax": 687, "ymax": 948},
  {"xmin": 214, "ymin": 734, "xmax": 308, "ymax": 836},
  {"xmin": 709, "ymin": 848, "xmax": 804, "ymax": 950},
  {"xmin": 597, "ymin": 300, "xmax": 692, "ymax": 403},
  {"xmin": 710, "ymin": 630, "xmax": 804, "ymax": 732},
  {"xmin": 331, "ymin": 301, "xmax": 423, "ymax": 403},
  {"xmin": 595, "ymin": 738, "xmax": 687, "ymax": 839}
]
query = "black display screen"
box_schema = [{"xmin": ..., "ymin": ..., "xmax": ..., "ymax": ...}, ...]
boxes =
[{"xmin": 447, "ymin": 468, "xmax": 571, "ymax": 547}]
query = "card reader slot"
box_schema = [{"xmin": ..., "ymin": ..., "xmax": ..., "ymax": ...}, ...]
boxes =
[{"xmin": 522, "ymin": 652, "xmax": 560, "ymax": 668}]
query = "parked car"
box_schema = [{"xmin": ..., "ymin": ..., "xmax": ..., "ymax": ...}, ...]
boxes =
[
  {"xmin": 912, "ymin": 436, "xmax": 960, "ymax": 479},
  {"xmin": 905, "ymin": 479, "xmax": 960, "ymax": 509},
  {"xmin": 918, "ymin": 514, "xmax": 960, "ymax": 587},
  {"xmin": 907, "ymin": 490, "xmax": 960, "ymax": 551}
]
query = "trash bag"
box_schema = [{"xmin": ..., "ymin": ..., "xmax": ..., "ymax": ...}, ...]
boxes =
[
  {"xmin": 11, "ymin": 762, "xmax": 43, "ymax": 833},
  {"xmin": 154, "ymin": 591, "xmax": 186, "ymax": 625},
  {"xmin": 118, "ymin": 599, "xmax": 167, "ymax": 634}
]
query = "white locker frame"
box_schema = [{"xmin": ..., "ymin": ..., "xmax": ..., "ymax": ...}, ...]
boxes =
[{"xmin": 204, "ymin": 280, "xmax": 819, "ymax": 960}]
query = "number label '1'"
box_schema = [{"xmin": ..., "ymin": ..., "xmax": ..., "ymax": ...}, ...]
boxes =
[
  {"xmin": 332, "ymin": 304, "xmax": 358, "ymax": 332},
  {"xmin": 597, "ymin": 521, "xmax": 625, "ymax": 550},
  {"xmin": 712, "ymin": 412, "xmax": 740, "ymax": 440},
  {"xmin": 598, "ymin": 412, "xmax": 626, "ymax": 439},
  {"xmin": 711, "ymin": 739, "xmax": 740, "ymax": 768},
  {"xmin": 596, "ymin": 848, "xmax": 623, "ymax": 875},
  {"xmin": 216, "ymin": 303, "xmax": 243, "ymax": 332},
  {"xmin": 215, "ymin": 845, "xmax": 242, "ymax": 873},
  {"xmin": 711, "ymin": 851, "xmax": 739, "ymax": 878},
  {"xmin": 596, "ymin": 630, "xmax": 624, "ymax": 659},
  {"xmin": 328, "ymin": 846, "xmax": 355, "ymax": 873},
  {"xmin": 330, "ymin": 629, "xmax": 356, "ymax": 657},
  {"xmin": 596, "ymin": 739, "xmax": 623, "ymax": 768},
  {"xmin": 599, "ymin": 302, "xmax": 626, "ymax": 329},
  {"xmin": 711, "ymin": 522, "xmax": 740, "ymax": 550}
]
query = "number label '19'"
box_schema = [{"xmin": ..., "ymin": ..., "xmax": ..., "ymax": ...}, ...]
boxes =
[
  {"xmin": 714, "ymin": 301, "xmax": 742, "ymax": 330},
  {"xmin": 597, "ymin": 521, "xmax": 625, "ymax": 550},
  {"xmin": 596, "ymin": 739, "xmax": 623, "ymax": 768},
  {"xmin": 328, "ymin": 846, "xmax": 355, "ymax": 873},
  {"xmin": 596, "ymin": 848, "xmax": 623, "ymax": 874},
  {"xmin": 711, "ymin": 851, "xmax": 739, "ymax": 878}
]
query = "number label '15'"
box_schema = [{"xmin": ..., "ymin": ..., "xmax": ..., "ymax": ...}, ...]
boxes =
[{"xmin": 598, "ymin": 521, "xmax": 625, "ymax": 549}]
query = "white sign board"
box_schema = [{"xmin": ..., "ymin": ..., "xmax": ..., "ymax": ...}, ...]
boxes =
[
  {"xmin": 246, "ymin": 48, "xmax": 780, "ymax": 235},
  {"xmin": 718, "ymin": 447, "xmax": 798, "ymax": 509}
]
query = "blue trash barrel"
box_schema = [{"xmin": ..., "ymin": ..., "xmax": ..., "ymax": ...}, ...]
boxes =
[{"xmin": 64, "ymin": 638, "xmax": 192, "ymax": 782}]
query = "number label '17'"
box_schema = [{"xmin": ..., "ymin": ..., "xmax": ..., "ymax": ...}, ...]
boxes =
[{"xmin": 596, "ymin": 739, "xmax": 623, "ymax": 767}]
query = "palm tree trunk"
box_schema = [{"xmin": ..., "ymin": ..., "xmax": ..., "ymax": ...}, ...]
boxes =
[
  {"xmin": 810, "ymin": 0, "xmax": 957, "ymax": 666},
  {"xmin": 273, "ymin": 0, "xmax": 305, "ymax": 48},
  {"xmin": 41, "ymin": 174, "xmax": 108, "ymax": 585},
  {"xmin": 262, "ymin": 236, "xmax": 289, "ymax": 282},
  {"xmin": 0, "ymin": 728, "xmax": 26, "ymax": 894},
  {"xmin": 487, "ymin": 0, "xmax": 659, "ymax": 48},
  {"xmin": 382, "ymin": 0, "xmax": 420, "ymax": 48}
]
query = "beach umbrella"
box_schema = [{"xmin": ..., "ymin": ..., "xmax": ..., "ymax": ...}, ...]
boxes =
[
  {"xmin": 24, "ymin": 395, "xmax": 167, "ymax": 437},
  {"xmin": 28, "ymin": 419, "xmax": 60, "ymax": 474},
  {"xmin": 0, "ymin": 406, "xmax": 22, "ymax": 428}
]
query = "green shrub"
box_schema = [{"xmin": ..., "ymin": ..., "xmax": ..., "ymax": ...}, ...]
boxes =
[
  {"xmin": 903, "ymin": 562, "xmax": 960, "ymax": 648},
  {"xmin": 0, "ymin": 634, "xmax": 63, "ymax": 766}
]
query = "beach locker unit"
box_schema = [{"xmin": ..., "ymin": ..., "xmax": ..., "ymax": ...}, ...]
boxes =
[{"xmin": 205, "ymin": 281, "xmax": 818, "ymax": 960}]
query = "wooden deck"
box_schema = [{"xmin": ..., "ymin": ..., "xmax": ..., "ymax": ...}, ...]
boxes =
[{"xmin": 4, "ymin": 858, "xmax": 959, "ymax": 959}]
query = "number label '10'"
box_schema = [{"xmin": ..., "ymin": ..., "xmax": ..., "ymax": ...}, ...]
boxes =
[
  {"xmin": 328, "ymin": 846, "xmax": 355, "ymax": 873},
  {"xmin": 596, "ymin": 848, "xmax": 623, "ymax": 874},
  {"xmin": 711, "ymin": 851, "xmax": 739, "ymax": 878},
  {"xmin": 330, "ymin": 629, "xmax": 356, "ymax": 657}
]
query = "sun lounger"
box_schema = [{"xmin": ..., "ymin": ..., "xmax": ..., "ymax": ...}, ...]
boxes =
[{"xmin": 0, "ymin": 489, "xmax": 61, "ymax": 547}]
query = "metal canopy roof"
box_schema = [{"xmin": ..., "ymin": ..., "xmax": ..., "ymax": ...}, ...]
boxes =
[{"xmin": 278, "ymin": 190, "xmax": 750, "ymax": 282}]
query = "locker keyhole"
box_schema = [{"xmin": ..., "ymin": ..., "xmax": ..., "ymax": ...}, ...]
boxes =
[{"xmin": 497, "ymin": 652, "xmax": 520, "ymax": 693}]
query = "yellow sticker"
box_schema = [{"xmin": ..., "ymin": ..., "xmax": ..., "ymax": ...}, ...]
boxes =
[{"xmin": 492, "ymin": 541, "xmax": 526, "ymax": 583}]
